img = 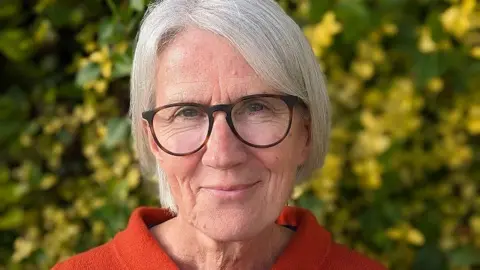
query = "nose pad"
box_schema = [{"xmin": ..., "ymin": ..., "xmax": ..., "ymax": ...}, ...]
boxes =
[{"xmin": 201, "ymin": 113, "xmax": 247, "ymax": 169}]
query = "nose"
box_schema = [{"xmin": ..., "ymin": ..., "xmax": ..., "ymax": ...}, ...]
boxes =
[{"xmin": 201, "ymin": 113, "xmax": 247, "ymax": 170}]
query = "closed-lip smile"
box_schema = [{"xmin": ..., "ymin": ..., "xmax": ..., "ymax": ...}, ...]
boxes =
[
  {"xmin": 202, "ymin": 181, "xmax": 260, "ymax": 199},
  {"xmin": 204, "ymin": 182, "xmax": 260, "ymax": 191}
]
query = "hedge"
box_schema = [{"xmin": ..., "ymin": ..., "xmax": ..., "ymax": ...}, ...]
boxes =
[{"xmin": 0, "ymin": 0, "xmax": 479, "ymax": 269}]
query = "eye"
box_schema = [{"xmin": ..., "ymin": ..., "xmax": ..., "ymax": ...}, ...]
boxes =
[
  {"xmin": 247, "ymin": 103, "xmax": 265, "ymax": 112},
  {"xmin": 175, "ymin": 107, "xmax": 202, "ymax": 118}
]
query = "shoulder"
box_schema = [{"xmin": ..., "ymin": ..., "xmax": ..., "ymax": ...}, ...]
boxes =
[
  {"xmin": 324, "ymin": 242, "xmax": 387, "ymax": 270},
  {"xmin": 52, "ymin": 240, "xmax": 125, "ymax": 270}
]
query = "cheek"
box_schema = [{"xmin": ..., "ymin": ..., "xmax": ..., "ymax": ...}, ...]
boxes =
[
  {"xmin": 260, "ymin": 134, "xmax": 302, "ymax": 171},
  {"xmin": 252, "ymin": 146, "xmax": 298, "ymax": 194},
  {"xmin": 158, "ymin": 154, "xmax": 202, "ymax": 201}
]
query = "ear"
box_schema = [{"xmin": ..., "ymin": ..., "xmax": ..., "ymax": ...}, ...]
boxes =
[
  {"xmin": 297, "ymin": 112, "xmax": 311, "ymax": 167},
  {"xmin": 143, "ymin": 120, "xmax": 164, "ymax": 163}
]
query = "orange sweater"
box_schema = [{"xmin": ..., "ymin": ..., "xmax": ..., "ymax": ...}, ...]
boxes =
[{"xmin": 53, "ymin": 206, "xmax": 386, "ymax": 270}]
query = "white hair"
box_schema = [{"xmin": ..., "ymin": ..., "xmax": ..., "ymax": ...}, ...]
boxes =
[{"xmin": 130, "ymin": 0, "xmax": 331, "ymax": 213}]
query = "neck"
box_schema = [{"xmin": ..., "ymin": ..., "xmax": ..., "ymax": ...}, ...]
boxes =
[{"xmin": 150, "ymin": 216, "xmax": 293, "ymax": 270}]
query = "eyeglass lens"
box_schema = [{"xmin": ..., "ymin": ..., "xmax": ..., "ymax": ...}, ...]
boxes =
[{"xmin": 152, "ymin": 96, "xmax": 291, "ymax": 155}]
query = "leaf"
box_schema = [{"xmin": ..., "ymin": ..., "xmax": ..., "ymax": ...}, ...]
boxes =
[
  {"xmin": 416, "ymin": 208, "xmax": 441, "ymax": 242},
  {"xmin": 130, "ymin": 0, "xmax": 145, "ymax": 12},
  {"xmin": 294, "ymin": 192, "xmax": 324, "ymax": 221},
  {"xmin": 360, "ymin": 206, "xmax": 387, "ymax": 240},
  {"xmin": 0, "ymin": 0, "xmax": 21, "ymax": 19},
  {"xmin": 0, "ymin": 183, "xmax": 28, "ymax": 204},
  {"xmin": 309, "ymin": 0, "xmax": 334, "ymax": 21},
  {"xmin": 449, "ymin": 246, "xmax": 480, "ymax": 266},
  {"xmin": 0, "ymin": 208, "xmax": 24, "ymax": 230},
  {"xmin": 0, "ymin": 121, "xmax": 24, "ymax": 144},
  {"xmin": 112, "ymin": 53, "xmax": 132, "ymax": 79},
  {"xmin": 426, "ymin": 11, "xmax": 447, "ymax": 42},
  {"xmin": 0, "ymin": 29, "xmax": 34, "ymax": 62},
  {"xmin": 98, "ymin": 19, "xmax": 115, "ymax": 44},
  {"xmin": 412, "ymin": 244, "xmax": 448, "ymax": 270},
  {"xmin": 412, "ymin": 52, "xmax": 439, "ymax": 88},
  {"xmin": 334, "ymin": 0, "xmax": 371, "ymax": 43},
  {"xmin": 75, "ymin": 62, "xmax": 100, "ymax": 87},
  {"xmin": 104, "ymin": 118, "xmax": 130, "ymax": 149},
  {"xmin": 56, "ymin": 83, "xmax": 83, "ymax": 99},
  {"xmin": 98, "ymin": 19, "xmax": 126, "ymax": 45}
]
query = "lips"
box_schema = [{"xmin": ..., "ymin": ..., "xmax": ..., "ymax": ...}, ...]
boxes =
[
  {"xmin": 203, "ymin": 182, "xmax": 260, "ymax": 191},
  {"xmin": 201, "ymin": 181, "xmax": 260, "ymax": 199}
]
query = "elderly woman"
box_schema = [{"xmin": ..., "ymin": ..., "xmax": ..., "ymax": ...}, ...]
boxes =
[{"xmin": 54, "ymin": 0, "xmax": 386, "ymax": 269}]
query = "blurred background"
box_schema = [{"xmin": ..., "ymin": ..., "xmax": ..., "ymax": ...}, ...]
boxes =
[{"xmin": 0, "ymin": 0, "xmax": 479, "ymax": 269}]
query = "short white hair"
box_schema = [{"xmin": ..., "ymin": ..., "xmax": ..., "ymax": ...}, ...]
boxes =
[{"xmin": 130, "ymin": 0, "xmax": 331, "ymax": 212}]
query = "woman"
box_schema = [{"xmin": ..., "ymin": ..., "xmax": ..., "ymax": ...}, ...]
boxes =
[{"xmin": 54, "ymin": 0, "xmax": 386, "ymax": 269}]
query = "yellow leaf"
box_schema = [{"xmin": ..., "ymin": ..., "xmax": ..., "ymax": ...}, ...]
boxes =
[
  {"xmin": 406, "ymin": 228, "xmax": 425, "ymax": 246},
  {"xmin": 20, "ymin": 134, "xmax": 32, "ymax": 147},
  {"xmin": 126, "ymin": 168, "xmax": 141, "ymax": 188},
  {"xmin": 467, "ymin": 106, "xmax": 480, "ymax": 134},
  {"xmin": 85, "ymin": 41, "xmax": 96, "ymax": 53},
  {"xmin": 470, "ymin": 216, "xmax": 480, "ymax": 234},
  {"xmin": 93, "ymin": 80, "xmax": 108, "ymax": 94},
  {"xmin": 471, "ymin": 47, "xmax": 480, "ymax": 59},
  {"xmin": 418, "ymin": 27, "xmax": 437, "ymax": 53},
  {"xmin": 427, "ymin": 77, "xmax": 444, "ymax": 93},
  {"xmin": 101, "ymin": 61, "xmax": 112, "ymax": 78},
  {"xmin": 383, "ymin": 23, "xmax": 398, "ymax": 36},
  {"xmin": 352, "ymin": 60, "xmax": 374, "ymax": 80},
  {"xmin": 89, "ymin": 51, "xmax": 107, "ymax": 63},
  {"xmin": 114, "ymin": 41, "xmax": 129, "ymax": 54},
  {"xmin": 40, "ymin": 174, "xmax": 57, "ymax": 190},
  {"xmin": 12, "ymin": 238, "xmax": 36, "ymax": 263},
  {"xmin": 386, "ymin": 228, "xmax": 403, "ymax": 240}
]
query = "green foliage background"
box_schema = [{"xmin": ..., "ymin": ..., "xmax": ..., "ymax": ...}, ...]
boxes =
[{"xmin": 0, "ymin": 0, "xmax": 479, "ymax": 269}]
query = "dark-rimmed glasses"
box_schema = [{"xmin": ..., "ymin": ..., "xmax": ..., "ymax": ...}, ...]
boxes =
[{"xmin": 142, "ymin": 94, "xmax": 303, "ymax": 156}]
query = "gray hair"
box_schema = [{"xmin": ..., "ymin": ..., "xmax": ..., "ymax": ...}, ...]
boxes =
[{"xmin": 130, "ymin": 0, "xmax": 330, "ymax": 212}]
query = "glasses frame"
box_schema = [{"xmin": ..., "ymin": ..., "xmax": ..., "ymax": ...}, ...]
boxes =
[{"xmin": 142, "ymin": 94, "xmax": 302, "ymax": 156}]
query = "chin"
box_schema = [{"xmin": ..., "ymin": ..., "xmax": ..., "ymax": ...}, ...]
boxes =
[{"xmin": 195, "ymin": 205, "xmax": 270, "ymax": 242}]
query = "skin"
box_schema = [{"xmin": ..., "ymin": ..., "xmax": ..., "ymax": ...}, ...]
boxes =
[{"xmin": 146, "ymin": 27, "xmax": 311, "ymax": 270}]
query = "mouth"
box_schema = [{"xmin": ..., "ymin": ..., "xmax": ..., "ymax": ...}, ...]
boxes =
[{"xmin": 202, "ymin": 181, "xmax": 260, "ymax": 199}]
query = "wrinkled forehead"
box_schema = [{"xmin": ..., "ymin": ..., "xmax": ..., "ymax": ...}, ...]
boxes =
[{"xmin": 154, "ymin": 28, "xmax": 275, "ymax": 105}]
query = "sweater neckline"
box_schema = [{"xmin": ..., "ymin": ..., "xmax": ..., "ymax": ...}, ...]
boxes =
[{"xmin": 113, "ymin": 206, "xmax": 331, "ymax": 270}]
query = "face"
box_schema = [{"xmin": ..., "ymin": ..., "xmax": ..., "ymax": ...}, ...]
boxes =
[{"xmin": 146, "ymin": 28, "xmax": 311, "ymax": 241}]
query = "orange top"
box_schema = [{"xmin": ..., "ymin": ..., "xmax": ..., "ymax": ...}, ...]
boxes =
[{"xmin": 53, "ymin": 206, "xmax": 386, "ymax": 270}]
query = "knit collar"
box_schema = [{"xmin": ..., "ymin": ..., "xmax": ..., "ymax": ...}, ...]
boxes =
[{"xmin": 113, "ymin": 206, "xmax": 331, "ymax": 270}]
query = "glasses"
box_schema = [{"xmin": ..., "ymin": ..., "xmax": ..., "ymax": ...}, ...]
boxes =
[{"xmin": 142, "ymin": 94, "xmax": 303, "ymax": 156}]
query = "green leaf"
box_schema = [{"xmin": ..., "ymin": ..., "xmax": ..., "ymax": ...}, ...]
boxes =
[
  {"xmin": 360, "ymin": 206, "xmax": 387, "ymax": 240},
  {"xmin": 426, "ymin": 11, "xmax": 447, "ymax": 42},
  {"xmin": 412, "ymin": 52, "xmax": 439, "ymax": 88},
  {"xmin": 112, "ymin": 53, "xmax": 132, "ymax": 79},
  {"xmin": 335, "ymin": 0, "xmax": 371, "ymax": 43},
  {"xmin": 0, "ymin": 208, "xmax": 24, "ymax": 230},
  {"xmin": 416, "ymin": 209, "xmax": 441, "ymax": 242},
  {"xmin": 104, "ymin": 118, "xmax": 130, "ymax": 149},
  {"xmin": 0, "ymin": 121, "xmax": 24, "ymax": 144},
  {"xmin": 449, "ymin": 246, "xmax": 480, "ymax": 266},
  {"xmin": 309, "ymin": 0, "xmax": 334, "ymax": 21},
  {"xmin": 412, "ymin": 244, "xmax": 448, "ymax": 270},
  {"xmin": 98, "ymin": 19, "xmax": 126, "ymax": 45},
  {"xmin": 0, "ymin": 183, "xmax": 28, "ymax": 204},
  {"xmin": 294, "ymin": 192, "xmax": 324, "ymax": 221},
  {"xmin": 0, "ymin": 166, "xmax": 9, "ymax": 184},
  {"xmin": 130, "ymin": 0, "xmax": 145, "ymax": 12},
  {"xmin": 75, "ymin": 62, "xmax": 100, "ymax": 87},
  {"xmin": 0, "ymin": 0, "xmax": 21, "ymax": 19},
  {"xmin": 98, "ymin": 19, "xmax": 115, "ymax": 44},
  {"xmin": 0, "ymin": 29, "xmax": 34, "ymax": 62}
]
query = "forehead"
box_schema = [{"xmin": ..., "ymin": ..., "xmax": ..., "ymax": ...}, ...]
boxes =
[{"xmin": 155, "ymin": 28, "xmax": 272, "ymax": 105}]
